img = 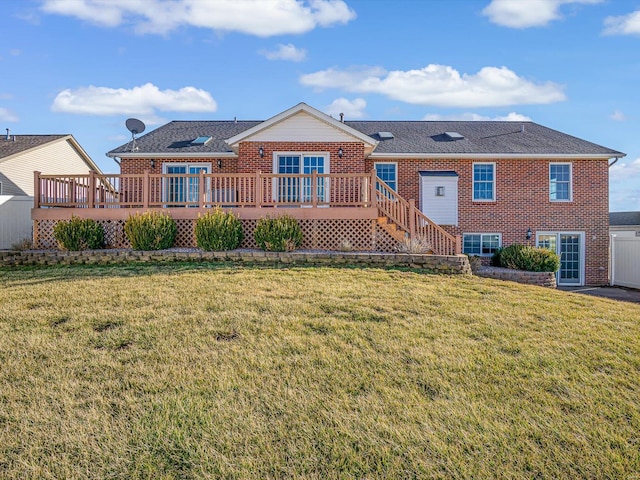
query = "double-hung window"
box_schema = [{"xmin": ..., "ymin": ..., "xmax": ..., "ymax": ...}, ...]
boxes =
[
  {"xmin": 463, "ymin": 233, "xmax": 501, "ymax": 256},
  {"xmin": 375, "ymin": 163, "xmax": 397, "ymax": 192},
  {"xmin": 549, "ymin": 163, "xmax": 572, "ymax": 201},
  {"xmin": 473, "ymin": 163, "xmax": 495, "ymax": 201}
]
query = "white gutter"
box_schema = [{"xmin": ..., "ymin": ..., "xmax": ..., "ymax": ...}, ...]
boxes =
[
  {"xmin": 368, "ymin": 153, "xmax": 625, "ymax": 160},
  {"xmin": 106, "ymin": 152, "xmax": 238, "ymax": 159}
]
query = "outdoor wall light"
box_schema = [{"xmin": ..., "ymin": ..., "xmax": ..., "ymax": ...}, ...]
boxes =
[
  {"xmin": 338, "ymin": 147, "xmax": 344, "ymax": 158},
  {"xmin": 217, "ymin": 159, "xmax": 222, "ymax": 169},
  {"xmin": 150, "ymin": 159, "xmax": 155, "ymax": 169},
  {"xmin": 259, "ymin": 146, "xmax": 264, "ymax": 158},
  {"xmin": 526, "ymin": 228, "xmax": 532, "ymax": 240}
]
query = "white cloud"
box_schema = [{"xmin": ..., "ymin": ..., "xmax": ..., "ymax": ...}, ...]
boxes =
[
  {"xmin": 610, "ymin": 158, "xmax": 640, "ymax": 182},
  {"xmin": 423, "ymin": 112, "xmax": 532, "ymax": 121},
  {"xmin": 300, "ymin": 64, "xmax": 565, "ymax": 108},
  {"xmin": 610, "ymin": 110, "xmax": 626, "ymax": 121},
  {"xmin": 482, "ymin": 0, "xmax": 603, "ymax": 28},
  {"xmin": 603, "ymin": 10, "xmax": 640, "ymax": 36},
  {"xmin": 51, "ymin": 83, "xmax": 218, "ymax": 116},
  {"xmin": 259, "ymin": 43, "xmax": 307, "ymax": 62},
  {"xmin": 0, "ymin": 107, "xmax": 18, "ymax": 122},
  {"xmin": 40, "ymin": 0, "xmax": 356, "ymax": 36},
  {"xmin": 9, "ymin": 49, "xmax": 21, "ymax": 56},
  {"xmin": 324, "ymin": 98, "xmax": 366, "ymax": 118}
]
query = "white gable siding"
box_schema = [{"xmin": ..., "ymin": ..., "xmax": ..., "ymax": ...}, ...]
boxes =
[
  {"xmin": 420, "ymin": 175, "xmax": 458, "ymax": 226},
  {"xmin": 0, "ymin": 139, "xmax": 93, "ymax": 196},
  {"xmin": 248, "ymin": 112, "xmax": 358, "ymax": 143}
]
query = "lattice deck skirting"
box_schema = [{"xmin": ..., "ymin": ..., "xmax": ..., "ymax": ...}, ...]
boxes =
[{"xmin": 34, "ymin": 218, "xmax": 400, "ymax": 252}]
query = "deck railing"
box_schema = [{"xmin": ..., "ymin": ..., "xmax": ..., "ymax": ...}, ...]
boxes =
[
  {"xmin": 34, "ymin": 170, "xmax": 375, "ymax": 209},
  {"xmin": 34, "ymin": 170, "xmax": 461, "ymax": 255}
]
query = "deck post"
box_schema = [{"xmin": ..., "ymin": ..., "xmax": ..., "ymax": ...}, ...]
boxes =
[
  {"xmin": 33, "ymin": 171, "xmax": 41, "ymax": 209},
  {"xmin": 69, "ymin": 178, "xmax": 76, "ymax": 205},
  {"xmin": 88, "ymin": 171, "xmax": 96, "ymax": 209},
  {"xmin": 370, "ymin": 169, "xmax": 377, "ymax": 208},
  {"xmin": 256, "ymin": 171, "xmax": 262, "ymax": 208},
  {"xmin": 143, "ymin": 170, "xmax": 150, "ymax": 209},
  {"xmin": 199, "ymin": 169, "xmax": 205, "ymax": 208},
  {"xmin": 409, "ymin": 199, "xmax": 416, "ymax": 240},
  {"xmin": 455, "ymin": 235, "xmax": 462, "ymax": 255},
  {"xmin": 312, "ymin": 170, "xmax": 318, "ymax": 207}
]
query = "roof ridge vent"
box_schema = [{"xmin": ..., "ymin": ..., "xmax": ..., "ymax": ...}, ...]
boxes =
[{"xmin": 444, "ymin": 131, "xmax": 464, "ymax": 141}]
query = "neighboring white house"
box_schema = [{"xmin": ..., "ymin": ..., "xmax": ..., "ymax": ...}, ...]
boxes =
[
  {"xmin": 0, "ymin": 133, "xmax": 101, "ymax": 249},
  {"xmin": 609, "ymin": 211, "xmax": 640, "ymax": 289},
  {"xmin": 609, "ymin": 211, "xmax": 640, "ymax": 237}
]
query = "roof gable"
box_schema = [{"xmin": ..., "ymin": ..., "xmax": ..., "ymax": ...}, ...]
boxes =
[
  {"xmin": 225, "ymin": 103, "xmax": 378, "ymax": 155},
  {"xmin": 0, "ymin": 135, "xmax": 100, "ymax": 172}
]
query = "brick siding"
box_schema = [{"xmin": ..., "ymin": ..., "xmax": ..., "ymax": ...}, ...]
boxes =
[{"xmin": 121, "ymin": 145, "xmax": 610, "ymax": 285}]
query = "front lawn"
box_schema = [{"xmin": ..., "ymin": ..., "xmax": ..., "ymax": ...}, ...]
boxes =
[{"xmin": 0, "ymin": 263, "xmax": 638, "ymax": 478}]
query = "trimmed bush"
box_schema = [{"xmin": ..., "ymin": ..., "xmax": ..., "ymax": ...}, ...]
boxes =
[
  {"xmin": 195, "ymin": 209, "xmax": 243, "ymax": 251},
  {"xmin": 124, "ymin": 211, "xmax": 177, "ymax": 250},
  {"xmin": 494, "ymin": 244, "xmax": 560, "ymax": 272},
  {"xmin": 254, "ymin": 215, "xmax": 303, "ymax": 252},
  {"xmin": 53, "ymin": 216, "xmax": 104, "ymax": 251}
]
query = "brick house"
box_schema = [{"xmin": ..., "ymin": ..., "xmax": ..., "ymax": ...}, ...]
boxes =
[{"xmin": 33, "ymin": 103, "xmax": 624, "ymax": 285}]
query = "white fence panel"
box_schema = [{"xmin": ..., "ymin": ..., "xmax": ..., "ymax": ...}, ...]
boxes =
[
  {"xmin": 611, "ymin": 235, "xmax": 640, "ymax": 289},
  {"xmin": 0, "ymin": 196, "xmax": 33, "ymax": 249}
]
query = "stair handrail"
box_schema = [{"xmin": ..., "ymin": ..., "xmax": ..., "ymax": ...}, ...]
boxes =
[{"xmin": 374, "ymin": 174, "xmax": 461, "ymax": 255}]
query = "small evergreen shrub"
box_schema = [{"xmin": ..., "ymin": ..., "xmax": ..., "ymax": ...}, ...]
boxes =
[
  {"xmin": 254, "ymin": 215, "xmax": 303, "ymax": 252},
  {"xmin": 53, "ymin": 216, "xmax": 104, "ymax": 251},
  {"xmin": 124, "ymin": 211, "xmax": 177, "ymax": 250},
  {"xmin": 494, "ymin": 244, "xmax": 560, "ymax": 272},
  {"xmin": 195, "ymin": 208, "xmax": 243, "ymax": 251}
]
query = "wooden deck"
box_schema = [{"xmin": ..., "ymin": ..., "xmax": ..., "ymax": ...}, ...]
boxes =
[{"xmin": 32, "ymin": 170, "xmax": 461, "ymax": 255}]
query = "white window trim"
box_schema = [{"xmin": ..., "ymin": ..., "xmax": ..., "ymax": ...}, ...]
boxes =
[
  {"xmin": 374, "ymin": 161, "xmax": 398, "ymax": 189},
  {"xmin": 462, "ymin": 232, "xmax": 502, "ymax": 257},
  {"xmin": 549, "ymin": 162, "xmax": 573, "ymax": 202},
  {"xmin": 272, "ymin": 152, "xmax": 331, "ymax": 206},
  {"xmin": 472, "ymin": 162, "xmax": 496, "ymax": 203},
  {"xmin": 161, "ymin": 162, "xmax": 212, "ymax": 205},
  {"xmin": 536, "ymin": 231, "xmax": 585, "ymax": 286},
  {"xmin": 272, "ymin": 152, "xmax": 331, "ymax": 174}
]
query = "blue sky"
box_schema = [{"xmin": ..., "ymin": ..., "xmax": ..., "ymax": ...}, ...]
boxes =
[{"xmin": 1, "ymin": 0, "xmax": 639, "ymax": 211}]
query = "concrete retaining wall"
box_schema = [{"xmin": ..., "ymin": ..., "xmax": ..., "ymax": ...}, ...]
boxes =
[
  {"xmin": 475, "ymin": 266, "xmax": 556, "ymax": 288},
  {"xmin": 0, "ymin": 249, "xmax": 472, "ymax": 275}
]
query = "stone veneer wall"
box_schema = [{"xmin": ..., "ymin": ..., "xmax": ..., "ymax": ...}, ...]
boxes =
[
  {"xmin": 475, "ymin": 266, "xmax": 557, "ymax": 288},
  {"xmin": 0, "ymin": 250, "xmax": 472, "ymax": 275}
]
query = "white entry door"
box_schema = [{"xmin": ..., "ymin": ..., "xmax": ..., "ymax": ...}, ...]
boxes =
[
  {"xmin": 419, "ymin": 172, "xmax": 458, "ymax": 225},
  {"xmin": 537, "ymin": 232, "xmax": 584, "ymax": 286}
]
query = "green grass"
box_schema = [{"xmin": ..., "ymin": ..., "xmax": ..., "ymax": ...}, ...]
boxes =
[{"xmin": 0, "ymin": 263, "xmax": 639, "ymax": 479}]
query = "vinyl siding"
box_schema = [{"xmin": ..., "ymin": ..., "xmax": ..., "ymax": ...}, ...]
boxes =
[
  {"xmin": 248, "ymin": 112, "xmax": 358, "ymax": 143},
  {"xmin": 0, "ymin": 139, "xmax": 93, "ymax": 196}
]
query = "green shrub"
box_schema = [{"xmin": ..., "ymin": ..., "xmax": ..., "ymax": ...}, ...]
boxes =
[
  {"xmin": 195, "ymin": 208, "xmax": 243, "ymax": 251},
  {"xmin": 124, "ymin": 211, "xmax": 177, "ymax": 250},
  {"xmin": 494, "ymin": 244, "xmax": 560, "ymax": 272},
  {"xmin": 254, "ymin": 215, "xmax": 303, "ymax": 252},
  {"xmin": 53, "ymin": 216, "xmax": 104, "ymax": 251}
]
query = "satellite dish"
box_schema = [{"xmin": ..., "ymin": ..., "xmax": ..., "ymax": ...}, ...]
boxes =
[
  {"xmin": 125, "ymin": 118, "xmax": 145, "ymax": 152},
  {"xmin": 126, "ymin": 118, "xmax": 146, "ymax": 135}
]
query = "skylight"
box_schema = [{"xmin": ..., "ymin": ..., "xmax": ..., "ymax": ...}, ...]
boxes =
[
  {"xmin": 444, "ymin": 132, "xmax": 464, "ymax": 140},
  {"xmin": 378, "ymin": 131, "xmax": 394, "ymax": 139},
  {"xmin": 191, "ymin": 135, "xmax": 212, "ymax": 145}
]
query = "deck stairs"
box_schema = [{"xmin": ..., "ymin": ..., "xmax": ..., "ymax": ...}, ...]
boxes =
[{"xmin": 374, "ymin": 176, "xmax": 461, "ymax": 256}]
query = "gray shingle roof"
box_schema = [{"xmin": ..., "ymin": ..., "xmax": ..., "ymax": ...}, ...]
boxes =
[
  {"xmin": 610, "ymin": 211, "xmax": 640, "ymax": 226},
  {"xmin": 0, "ymin": 135, "xmax": 69, "ymax": 162},
  {"xmin": 107, "ymin": 120, "xmax": 623, "ymax": 157}
]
